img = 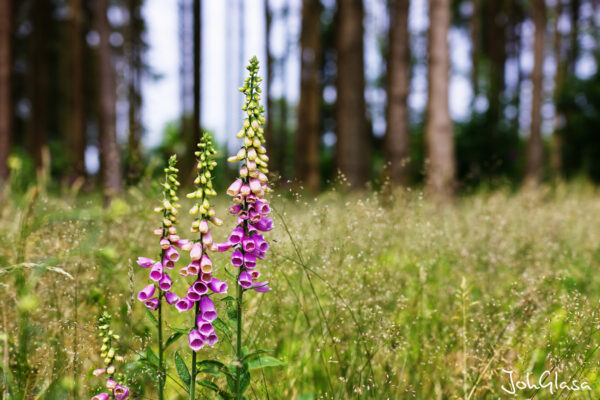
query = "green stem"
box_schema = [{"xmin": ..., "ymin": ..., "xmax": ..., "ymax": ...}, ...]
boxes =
[
  {"xmin": 158, "ymin": 290, "xmax": 165, "ymax": 400},
  {"xmin": 235, "ymin": 278, "xmax": 244, "ymax": 399},
  {"xmin": 190, "ymin": 300, "xmax": 199, "ymax": 399}
]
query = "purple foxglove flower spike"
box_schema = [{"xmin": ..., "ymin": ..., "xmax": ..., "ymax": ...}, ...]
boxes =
[
  {"xmin": 238, "ymin": 270, "xmax": 253, "ymax": 289},
  {"xmin": 137, "ymin": 284, "xmax": 155, "ymax": 302},
  {"xmin": 158, "ymin": 273, "xmax": 172, "ymax": 291},
  {"xmin": 229, "ymin": 226, "xmax": 244, "ymax": 244},
  {"xmin": 253, "ymin": 234, "xmax": 269, "ymax": 252},
  {"xmin": 196, "ymin": 318, "xmax": 215, "ymax": 336},
  {"xmin": 231, "ymin": 250, "xmax": 244, "ymax": 268},
  {"xmin": 149, "ymin": 264, "xmax": 163, "ymax": 281},
  {"xmin": 176, "ymin": 297, "xmax": 193, "ymax": 312},
  {"xmin": 188, "ymin": 329, "xmax": 204, "ymax": 352},
  {"xmin": 199, "ymin": 296, "xmax": 217, "ymax": 322},
  {"xmin": 92, "ymin": 394, "xmax": 109, "ymax": 400},
  {"xmin": 208, "ymin": 278, "xmax": 228, "ymax": 293},
  {"xmin": 164, "ymin": 291, "xmax": 179, "ymax": 305},
  {"xmin": 113, "ymin": 385, "xmax": 130, "ymax": 400},
  {"xmin": 137, "ymin": 257, "xmax": 154, "ymax": 268}
]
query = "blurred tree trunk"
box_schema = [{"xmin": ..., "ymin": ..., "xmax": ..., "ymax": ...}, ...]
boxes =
[
  {"xmin": 567, "ymin": 0, "xmax": 580, "ymax": 74},
  {"xmin": 296, "ymin": 0, "xmax": 322, "ymax": 192},
  {"xmin": 69, "ymin": 0, "xmax": 86, "ymax": 181},
  {"xmin": 29, "ymin": 0, "xmax": 49, "ymax": 171},
  {"xmin": 96, "ymin": 0, "xmax": 122, "ymax": 198},
  {"xmin": 551, "ymin": 0, "xmax": 564, "ymax": 177},
  {"xmin": 385, "ymin": 0, "xmax": 410, "ymax": 185},
  {"xmin": 0, "ymin": 0, "xmax": 12, "ymax": 181},
  {"xmin": 425, "ymin": 0, "xmax": 455, "ymax": 198},
  {"xmin": 193, "ymin": 0, "xmax": 201, "ymax": 145},
  {"xmin": 264, "ymin": 0, "xmax": 274, "ymax": 168},
  {"xmin": 335, "ymin": 0, "xmax": 369, "ymax": 188},
  {"xmin": 525, "ymin": 0, "xmax": 546, "ymax": 184},
  {"xmin": 470, "ymin": 0, "xmax": 480, "ymax": 97},
  {"xmin": 486, "ymin": 0, "xmax": 507, "ymax": 123},
  {"xmin": 127, "ymin": 0, "xmax": 143, "ymax": 182}
]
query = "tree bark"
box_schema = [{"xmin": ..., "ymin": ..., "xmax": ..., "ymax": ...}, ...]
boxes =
[
  {"xmin": 385, "ymin": 0, "xmax": 411, "ymax": 185},
  {"xmin": 335, "ymin": 0, "xmax": 369, "ymax": 189},
  {"xmin": 193, "ymin": 0, "xmax": 201, "ymax": 144},
  {"xmin": 0, "ymin": 0, "xmax": 12, "ymax": 181},
  {"xmin": 69, "ymin": 0, "xmax": 87, "ymax": 180},
  {"xmin": 470, "ymin": 0, "xmax": 480, "ymax": 98},
  {"xmin": 264, "ymin": 0, "xmax": 274, "ymax": 169},
  {"xmin": 29, "ymin": 0, "xmax": 49, "ymax": 171},
  {"xmin": 551, "ymin": 0, "xmax": 564, "ymax": 177},
  {"xmin": 525, "ymin": 0, "xmax": 546, "ymax": 184},
  {"xmin": 425, "ymin": 0, "xmax": 455, "ymax": 198},
  {"xmin": 96, "ymin": 0, "xmax": 123, "ymax": 198},
  {"xmin": 296, "ymin": 0, "xmax": 322, "ymax": 192}
]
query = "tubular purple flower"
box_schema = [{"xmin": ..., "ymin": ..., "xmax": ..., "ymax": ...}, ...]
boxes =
[
  {"xmin": 216, "ymin": 241, "xmax": 233, "ymax": 252},
  {"xmin": 188, "ymin": 329, "xmax": 205, "ymax": 352},
  {"xmin": 192, "ymin": 280, "xmax": 208, "ymax": 295},
  {"xmin": 250, "ymin": 270, "xmax": 260, "ymax": 280},
  {"xmin": 159, "ymin": 273, "xmax": 172, "ymax": 291},
  {"xmin": 201, "ymin": 230, "xmax": 213, "ymax": 246},
  {"xmin": 137, "ymin": 284, "xmax": 155, "ymax": 302},
  {"xmin": 162, "ymin": 256, "xmax": 175, "ymax": 269},
  {"xmin": 160, "ymin": 238, "xmax": 170, "ymax": 249},
  {"xmin": 164, "ymin": 291, "xmax": 180, "ymax": 305},
  {"xmin": 243, "ymin": 253, "xmax": 257, "ymax": 269},
  {"xmin": 187, "ymin": 287, "xmax": 201, "ymax": 302},
  {"xmin": 238, "ymin": 270, "xmax": 253, "ymax": 289},
  {"xmin": 255, "ymin": 217, "xmax": 273, "ymax": 232},
  {"xmin": 137, "ymin": 257, "xmax": 154, "ymax": 268},
  {"xmin": 93, "ymin": 369, "xmax": 106, "ymax": 377},
  {"xmin": 254, "ymin": 200, "xmax": 271, "ymax": 216},
  {"xmin": 227, "ymin": 179, "xmax": 243, "ymax": 196},
  {"xmin": 255, "ymin": 250, "xmax": 266, "ymax": 259},
  {"xmin": 240, "ymin": 184, "xmax": 251, "ymax": 196},
  {"xmin": 187, "ymin": 261, "xmax": 200, "ymax": 275},
  {"xmin": 92, "ymin": 394, "xmax": 109, "ymax": 400},
  {"xmin": 253, "ymin": 234, "xmax": 269, "ymax": 252},
  {"xmin": 229, "ymin": 226, "xmax": 244, "ymax": 244},
  {"xmin": 231, "ymin": 250, "xmax": 244, "ymax": 268},
  {"xmin": 249, "ymin": 178, "xmax": 262, "ymax": 194},
  {"xmin": 145, "ymin": 298, "xmax": 159, "ymax": 310},
  {"xmin": 208, "ymin": 278, "xmax": 228, "ymax": 293},
  {"xmin": 106, "ymin": 378, "xmax": 117, "ymax": 390},
  {"xmin": 229, "ymin": 204, "xmax": 242, "ymax": 214},
  {"xmin": 199, "ymin": 296, "xmax": 217, "ymax": 322},
  {"xmin": 149, "ymin": 263, "xmax": 163, "ymax": 281},
  {"xmin": 114, "ymin": 385, "xmax": 130, "ymax": 400},
  {"xmin": 200, "ymin": 272, "xmax": 213, "ymax": 283},
  {"xmin": 190, "ymin": 242, "xmax": 203, "ymax": 260},
  {"xmin": 200, "ymin": 254, "xmax": 212, "ymax": 274},
  {"xmin": 205, "ymin": 332, "xmax": 218, "ymax": 347},
  {"xmin": 165, "ymin": 246, "xmax": 179, "ymax": 261},
  {"xmin": 252, "ymin": 281, "xmax": 270, "ymax": 293},
  {"xmin": 242, "ymin": 236, "xmax": 256, "ymax": 252},
  {"xmin": 176, "ymin": 297, "xmax": 193, "ymax": 312},
  {"xmin": 196, "ymin": 318, "xmax": 215, "ymax": 336}
]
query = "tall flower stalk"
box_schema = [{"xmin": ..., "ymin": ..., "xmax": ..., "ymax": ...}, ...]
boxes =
[
  {"xmin": 91, "ymin": 312, "xmax": 130, "ymax": 400},
  {"xmin": 136, "ymin": 155, "xmax": 184, "ymax": 400},
  {"xmin": 178, "ymin": 132, "xmax": 227, "ymax": 399},
  {"xmin": 221, "ymin": 56, "xmax": 273, "ymax": 399}
]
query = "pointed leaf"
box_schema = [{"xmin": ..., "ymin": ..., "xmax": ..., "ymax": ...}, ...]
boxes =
[
  {"xmin": 174, "ymin": 351, "xmax": 191, "ymax": 390},
  {"xmin": 247, "ymin": 356, "xmax": 285, "ymax": 370},
  {"xmin": 144, "ymin": 308, "xmax": 158, "ymax": 327},
  {"xmin": 164, "ymin": 332, "xmax": 184, "ymax": 350}
]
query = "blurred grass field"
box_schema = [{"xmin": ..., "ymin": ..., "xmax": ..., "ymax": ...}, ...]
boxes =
[{"xmin": 1, "ymin": 181, "xmax": 600, "ymax": 399}]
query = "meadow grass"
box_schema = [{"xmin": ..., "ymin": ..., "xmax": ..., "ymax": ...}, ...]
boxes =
[{"xmin": 1, "ymin": 182, "xmax": 600, "ymax": 399}]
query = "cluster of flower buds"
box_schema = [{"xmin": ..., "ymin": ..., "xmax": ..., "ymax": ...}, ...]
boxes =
[
  {"xmin": 137, "ymin": 155, "xmax": 191, "ymax": 310},
  {"xmin": 220, "ymin": 56, "xmax": 272, "ymax": 292},
  {"xmin": 91, "ymin": 312, "xmax": 129, "ymax": 400}
]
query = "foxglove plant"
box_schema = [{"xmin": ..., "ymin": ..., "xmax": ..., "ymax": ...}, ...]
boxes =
[
  {"xmin": 136, "ymin": 155, "xmax": 184, "ymax": 400},
  {"xmin": 175, "ymin": 132, "xmax": 228, "ymax": 399},
  {"xmin": 91, "ymin": 312, "xmax": 130, "ymax": 400},
  {"xmin": 221, "ymin": 56, "xmax": 273, "ymax": 399}
]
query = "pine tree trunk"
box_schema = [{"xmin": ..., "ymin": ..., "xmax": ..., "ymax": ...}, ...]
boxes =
[
  {"xmin": 193, "ymin": 0, "xmax": 201, "ymax": 144},
  {"xmin": 525, "ymin": 0, "xmax": 545, "ymax": 184},
  {"xmin": 296, "ymin": 0, "xmax": 322, "ymax": 192},
  {"xmin": 69, "ymin": 0, "xmax": 86, "ymax": 180},
  {"xmin": 551, "ymin": 0, "xmax": 564, "ymax": 177},
  {"xmin": 29, "ymin": 0, "xmax": 49, "ymax": 172},
  {"xmin": 425, "ymin": 0, "xmax": 455, "ymax": 198},
  {"xmin": 127, "ymin": 0, "xmax": 143, "ymax": 182},
  {"xmin": 96, "ymin": 0, "xmax": 122, "ymax": 198},
  {"xmin": 385, "ymin": 0, "xmax": 411, "ymax": 185},
  {"xmin": 0, "ymin": 0, "xmax": 12, "ymax": 181},
  {"xmin": 470, "ymin": 0, "xmax": 480, "ymax": 98},
  {"xmin": 335, "ymin": 0, "xmax": 369, "ymax": 189},
  {"xmin": 264, "ymin": 0, "xmax": 274, "ymax": 170}
]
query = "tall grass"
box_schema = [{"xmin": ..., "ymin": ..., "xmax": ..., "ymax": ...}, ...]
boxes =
[{"xmin": 1, "ymin": 182, "xmax": 600, "ymax": 398}]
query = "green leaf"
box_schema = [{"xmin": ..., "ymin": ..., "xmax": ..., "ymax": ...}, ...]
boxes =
[
  {"xmin": 196, "ymin": 360, "xmax": 232, "ymax": 378},
  {"xmin": 220, "ymin": 296, "xmax": 236, "ymax": 302},
  {"xmin": 169, "ymin": 325, "xmax": 189, "ymax": 334},
  {"xmin": 198, "ymin": 380, "xmax": 233, "ymax": 399},
  {"xmin": 174, "ymin": 351, "xmax": 191, "ymax": 390},
  {"xmin": 241, "ymin": 349, "xmax": 270, "ymax": 363},
  {"xmin": 144, "ymin": 347, "xmax": 160, "ymax": 368},
  {"xmin": 144, "ymin": 308, "xmax": 158, "ymax": 327},
  {"xmin": 213, "ymin": 318, "xmax": 232, "ymax": 341},
  {"xmin": 164, "ymin": 332, "xmax": 183, "ymax": 350},
  {"xmin": 226, "ymin": 364, "xmax": 250, "ymax": 395},
  {"xmin": 247, "ymin": 356, "xmax": 285, "ymax": 370}
]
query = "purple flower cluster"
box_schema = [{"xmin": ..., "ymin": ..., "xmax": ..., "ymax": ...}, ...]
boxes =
[
  {"xmin": 91, "ymin": 312, "xmax": 129, "ymax": 399},
  {"xmin": 220, "ymin": 57, "xmax": 272, "ymax": 292}
]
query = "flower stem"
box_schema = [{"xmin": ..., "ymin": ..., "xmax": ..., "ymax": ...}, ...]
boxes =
[
  {"xmin": 235, "ymin": 277, "xmax": 244, "ymax": 399},
  {"xmin": 190, "ymin": 300, "xmax": 199, "ymax": 399},
  {"xmin": 158, "ymin": 290, "xmax": 165, "ymax": 400}
]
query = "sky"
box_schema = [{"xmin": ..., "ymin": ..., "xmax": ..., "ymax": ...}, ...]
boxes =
[{"xmin": 138, "ymin": 0, "xmax": 598, "ymax": 150}]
